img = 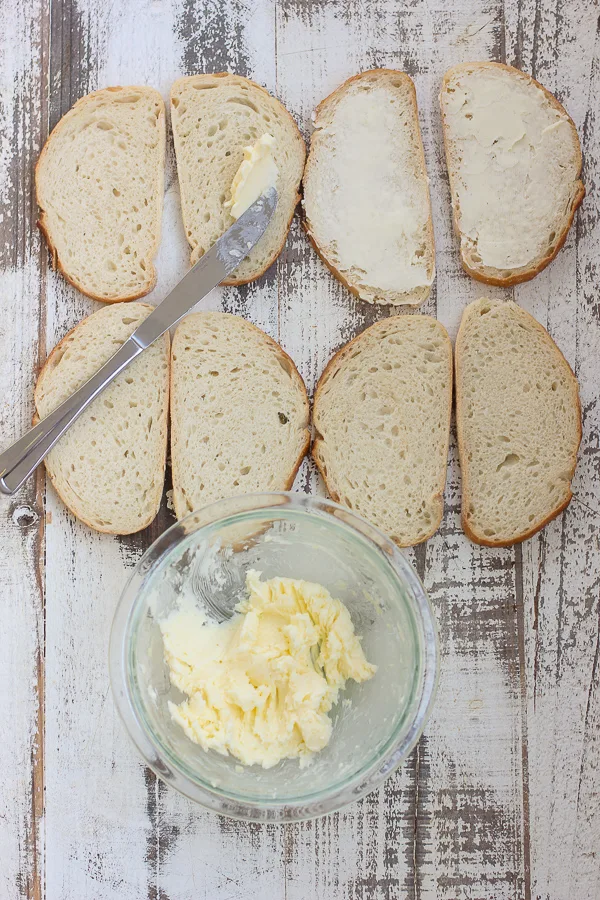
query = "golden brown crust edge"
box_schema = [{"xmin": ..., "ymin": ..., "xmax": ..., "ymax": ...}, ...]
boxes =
[
  {"xmin": 34, "ymin": 303, "xmax": 170, "ymax": 535},
  {"xmin": 454, "ymin": 298, "xmax": 582, "ymax": 547},
  {"xmin": 303, "ymin": 68, "xmax": 434, "ymax": 307},
  {"xmin": 312, "ymin": 315, "xmax": 453, "ymax": 548},
  {"xmin": 35, "ymin": 85, "xmax": 166, "ymax": 304},
  {"xmin": 170, "ymin": 312, "xmax": 311, "ymax": 521},
  {"xmin": 170, "ymin": 73, "xmax": 306, "ymax": 287},
  {"xmin": 440, "ymin": 61, "xmax": 585, "ymax": 287}
]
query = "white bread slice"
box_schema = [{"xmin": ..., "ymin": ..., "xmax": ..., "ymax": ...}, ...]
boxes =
[
  {"xmin": 313, "ymin": 316, "xmax": 452, "ymax": 547},
  {"xmin": 440, "ymin": 62, "xmax": 584, "ymax": 286},
  {"xmin": 302, "ymin": 69, "xmax": 435, "ymax": 307},
  {"xmin": 35, "ymin": 303, "xmax": 169, "ymax": 534},
  {"xmin": 170, "ymin": 312, "xmax": 310, "ymax": 518},
  {"xmin": 36, "ymin": 86, "xmax": 165, "ymax": 302},
  {"xmin": 170, "ymin": 74, "xmax": 305, "ymax": 284},
  {"xmin": 455, "ymin": 298, "xmax": 581, "ymax": 546}
]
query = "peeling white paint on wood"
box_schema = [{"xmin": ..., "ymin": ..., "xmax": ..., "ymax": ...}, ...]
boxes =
[
  {"xmin": 0, "ymin": 2, "xmax": 46, "ymax": 898},
  {"xmin": 0, "ymin": 0, "xmax": 599, "ymax": 898}
]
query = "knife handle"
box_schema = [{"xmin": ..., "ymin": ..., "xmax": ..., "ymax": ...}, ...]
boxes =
[{"xmin": 0, "ymin": 338, "xmax": 142, "ymax": 495}]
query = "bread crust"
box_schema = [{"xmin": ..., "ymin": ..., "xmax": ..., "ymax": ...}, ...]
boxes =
[
  {"xmin": 303, "ymin": 68, "xmax": 435, "ymax": 308},
  {"xmin": 170, "ymin": 73, "xmax": 306, "ymax": 287},
  {"xmin": 440, "ymin": 61, "xmax": 585, "ymax": 287},
  {"xmin": 170, "ymin": 312, "xmax": 310, "ymax": 520},
  {"xmin": 455, "ymin": 298, "xmax": 582, "ymax": 546},
  {"xmin": 36, "ymin": 86, "xmax": 166, "ymax": 303},
  {"xmin": 34, "ymin": 303, "xmax": 170, "ymax": 534},
  {"xmin": 312, "ymin": 315, "xmax": 453, "ymax": 547}
]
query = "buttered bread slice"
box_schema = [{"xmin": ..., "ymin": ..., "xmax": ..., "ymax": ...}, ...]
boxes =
[
  {"xmin": 441, "ymin": 62, "xmax": 584, "ymax": 285},
  {"xmin": 456, "ymin": 298, "xmax": 581, "ymax": 545},
  {"xmin": 170, "ymin": 312, "xmax": 310, "ymax": 518},
  {"xmin": 313, "ymin": 316, "xmax": 452, "ymax": 546},
  {"xmin": 303, "ymin": 69, "xmax": 435, "ymax": 306}
]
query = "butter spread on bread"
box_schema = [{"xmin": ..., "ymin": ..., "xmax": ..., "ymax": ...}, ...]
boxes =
[
  {"xmin": 441, "ymin": 62, "xmax": 584, "ymax": 285},
  {"xmin": 224, "ymin": 133, "xmax": 278, "ymax": 219},
  {"xmin": 303, "ymin": 69, "xmax": 435, "ymax": 306}
]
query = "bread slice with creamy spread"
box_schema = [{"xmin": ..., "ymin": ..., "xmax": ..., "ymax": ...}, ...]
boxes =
[
  {"xmin": 170, "ymin": 73, "xmax": 306, "ymax": 284},
  {"xmin": 440, "ymin": 62, "xmax": 584, "ymax": 286},
  {"xmin": 35, "ymin": 303, "xmax": 170, "ymax": 534},
  {"xmin": 36, "ymin": 86, "xmax": 165, "ymax": 302},
  {"xmin": 313, "ymin": 316, "xmax": 452, "ymax": 546},
  {"xmin": 456, "ymin": 298, "xmax": 581, "ymax": 545},
  {"xmin": 303, "ymin": 69, "xmax": 435, "ymax": 306},
  {"xmin": 170, "ymin": 312, "xmax": 310, "ymax": 518}
]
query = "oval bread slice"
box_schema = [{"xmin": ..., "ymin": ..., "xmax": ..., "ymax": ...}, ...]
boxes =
[
  {"xmin": 36, "ymin": 86, "xmax": 166, "ymax": 302},
  {"xmin": 455, "ymin": 298, "xmax": 581, "ymax": 546},
  {"xmin": 303, "ymin": 69, "xmax": 435, "ymax": 307},
  {"xmin": 170, "ymin": 74, "xmax": 306, "ymax": 284},
  {"xmin": 170, "ymin": 312, "xmax": 310, "ymax": 518},
  {"xmin": 440, "ymin": 62, "xmax": 584, "ymax": 286},
  {"xmin": 313, "ymin": 316, "xmax": 452, "ymax": 547},
  {"xmin": 35, "ymin": 303, "xmax": 169, "ymax": 534}
]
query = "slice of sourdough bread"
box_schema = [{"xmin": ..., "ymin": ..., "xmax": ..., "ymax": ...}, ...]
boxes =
[
  {"xmin": 36, "ymin": 86, "xmax": 166, "ymax": 302},
  {"xmin": 440, "ymin": 62, "xmax": 584, "ymax": 286},
  {"xmin": 170, "ymin": 312, "xmax": 310, "ymax": 518},
  {"xmin": 455, "ymin": 298, "xmax": 581, "ymax": 546},
  {"xmin": 313, "ymin": 316, "xmax": 452, "ymax": 547},
  {"xmin": 170, "ymin": 73, "xmax": 305, "ymax": 284},
  {"xmin": 35, "ymin": 303, "xmax": 169, "ymax": 534},
  {"xmin": 303, "ymin": 69, "xmax": 435, "ymax": 307}
]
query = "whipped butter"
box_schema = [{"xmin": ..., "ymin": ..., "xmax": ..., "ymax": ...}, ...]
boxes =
[
  {"xmin": 442, "ymin": 66, "xmax": 579, "ymax": 270},
  {"xmin": 160, "ymin": 570, "xmax": 376, "ymax": 769},
  {"xmin": 224, "ymin": 133, "xmax": 278, "ymax": 219}
]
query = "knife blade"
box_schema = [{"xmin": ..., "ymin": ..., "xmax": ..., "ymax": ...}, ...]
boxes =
[{"xmin": 0, "ymin": 187, "xmax": 278, "ymax": 495}]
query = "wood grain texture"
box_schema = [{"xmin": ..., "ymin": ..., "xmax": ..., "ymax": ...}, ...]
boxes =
[
  {"xmin": 504, "ymin": 2, "xmax": 600, "ymax": 899},
  {"xmin": 0, "ymin": 1, "xmax": 48, "ymax": 899},
  {"xmin": 0, "ymin": 0, "xmax": 598, "ymax": 898}
]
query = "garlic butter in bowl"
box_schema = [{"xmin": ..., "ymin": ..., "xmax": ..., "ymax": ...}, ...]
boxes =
[{"xmin": 109, "ymin": 493, "xmax": 438, "ymax": 822}]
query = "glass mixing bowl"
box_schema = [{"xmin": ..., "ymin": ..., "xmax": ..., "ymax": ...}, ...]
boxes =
[{"xmin": 109, "ymin": 493, "xmax": 438, "ymax": 822}]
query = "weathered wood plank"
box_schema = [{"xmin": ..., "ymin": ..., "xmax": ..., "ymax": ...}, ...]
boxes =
[
  {"xmin": 278, "ymin": 3, "xmax": 527, "ymax": 899},
  {"xmin": 0, "ymin": 1, "xmax": 48, "ymax": 897},
  {"xmin": 42, "ymin": 3, "xmax": 285, "ymax": 900},
  {"xmin": 42, "ymin": 3, "xmax": 182, "ymax": 899},
  {"xmin": 503, "ymin": 2, "xmax": 600, "ymax": 898}
]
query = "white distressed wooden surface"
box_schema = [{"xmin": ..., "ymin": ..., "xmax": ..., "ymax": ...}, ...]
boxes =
[{"xmin": 0, "ymin": 1, "xmax": 598, "ymax": 898}]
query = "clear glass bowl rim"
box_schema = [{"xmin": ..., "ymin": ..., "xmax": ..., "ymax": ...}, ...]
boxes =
[{"xmin": 109, "ymin": 492, "xmax": 439, "ymax": 823}]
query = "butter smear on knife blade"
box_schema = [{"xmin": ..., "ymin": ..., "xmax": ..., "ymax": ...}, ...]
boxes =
[{"xmin": 225, "ymin": 134, "xmax": 278, "ymax": 219}]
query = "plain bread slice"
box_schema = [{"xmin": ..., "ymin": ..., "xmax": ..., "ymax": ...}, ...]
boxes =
[
  {"xmin": 35, "ymin": 303, "xmax": 169, "ymax": 534},
  {"xmin": 313, "ymin": 315, "xmax": 452, "ymax": 546},
  {"xmin": 455, "ymin": 298, "xmax": 581, "ymax": 545},
  {"xmin": 170, "ymin": 312, "xmax": 310, "ymax": 518},
  {"xmin": 36, "ymin": 86, "xmax": 165, "ymax": 302}
]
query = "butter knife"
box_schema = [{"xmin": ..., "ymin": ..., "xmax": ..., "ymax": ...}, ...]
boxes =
[{"xmin": 0, "ymin": 187, "xmax": 278, "ymax": 495}]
